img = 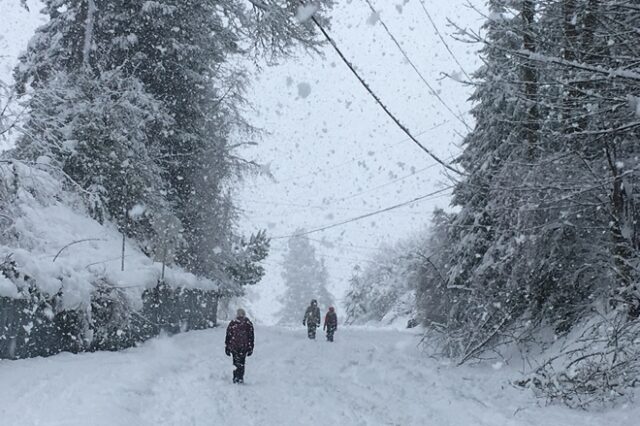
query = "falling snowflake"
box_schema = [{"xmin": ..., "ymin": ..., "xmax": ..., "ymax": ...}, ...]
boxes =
[{"xmin": 297, "ymin": 82, "xmax": 311, "ymax": 99}]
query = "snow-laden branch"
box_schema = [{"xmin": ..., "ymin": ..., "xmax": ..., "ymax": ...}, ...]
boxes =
[
  {"xmin": 53, "ymin": 238, "xmax": 107, "ymax": 262},
  {"xmin": 514, "ymin": 49, "xmax": 640, "ymax": 82}
]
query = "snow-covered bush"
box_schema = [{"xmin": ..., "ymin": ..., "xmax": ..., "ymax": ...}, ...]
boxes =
[
  {"xmin": 343, "ymin": 209, "xmax": 459, "ymax": 329},
  {"xmin": 344, "ymin": 259, "xmax": 416, "ymax": 327},
  {"xmin": 0, "ymin": 160, "xmax": 221, "ymax": 358},
  {"xmin": 519, "ymin": 311, "xmax": 640, "ymax": 408},
  {"xmin": 344, "ymin": 228, "xmax": 436, "ymax": 327}
]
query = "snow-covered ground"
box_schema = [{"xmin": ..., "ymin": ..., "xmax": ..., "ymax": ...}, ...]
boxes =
[{"xmin": 0, "ymin": 326, "xmax": 632, "ymax": 426}]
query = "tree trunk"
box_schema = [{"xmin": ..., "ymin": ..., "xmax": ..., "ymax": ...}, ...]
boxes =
[
  {"xmin": 522, "ymin": 0, "xmax": 538, "ymax": 158},
  {"xmin": 562, "ymin": 0, "xmax": 578, "ymax": 62},
  {"xmin": 606, "ymin": 145, "xmax": 638, "ymax": 318},
  {"xmin": 82, "ymin": 0, "xmax": 96, "ymax": 68}
]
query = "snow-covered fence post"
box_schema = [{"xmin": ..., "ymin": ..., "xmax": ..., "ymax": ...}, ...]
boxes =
[
  {"xmin": 122, "ymin": 203, "xmax": 149, "ymax": 272},
  {"xmin": 161, "ymin": 245, "xmax": 166, "ymax": 281},
  {"xmin": 151, "ymin": 212, "xmax": 182, "ymax": 280},
  {"xmin": 121, "ymin": 203, "xmax": 129, "ymax": 272},
  {"xmin": 120, "ymin": 232, "xmax": 126, "ymax": 272}
]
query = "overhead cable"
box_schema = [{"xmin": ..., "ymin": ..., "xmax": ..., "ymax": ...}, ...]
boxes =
[
  {"xmin": 305, "ymin": 5, "xmax": 467, "ymax": 176},
  {"xmin": 273, "ymin": 185, "xmax": 453, "ymax": 239}
]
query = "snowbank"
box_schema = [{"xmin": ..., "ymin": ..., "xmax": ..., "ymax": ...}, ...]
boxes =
[
  {"xmin": 0, "ymin": 160, "xmax": 217, "ymax": 309},
  {"xmin": 0, "ymin": 160, "xmax": 223, "ymax": 359}
]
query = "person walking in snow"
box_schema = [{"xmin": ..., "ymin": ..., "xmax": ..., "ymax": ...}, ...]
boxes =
[
  {"xmin": 225, "ymin": 308, "xmax": 254, "ymax": 384},
  {"xmin": 302, "ymin": 299, "xmax": 321, "ymax": 339},
  {"xmin": 323, "ymin": 306, "xmax": 338, "ymax": 342}
]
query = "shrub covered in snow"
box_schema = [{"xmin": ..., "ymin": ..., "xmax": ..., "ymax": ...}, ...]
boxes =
[
  {"xmin": 0, "ymin": 160, "xmax": 221, "ymax": 358},
  {"xmin": 344, "ymin": 226, "xmax": 438, "ymax": 327},
  {"xmin": 518, "ymin": 310, "xmax": 640, "ymax": 408}
]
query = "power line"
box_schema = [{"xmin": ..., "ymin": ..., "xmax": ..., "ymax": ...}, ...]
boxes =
[
  {"xmin": 267, "ymin": 245, "xmax": 378, "ymax": 265},
  {"xmin": 273, "ymin": 185, "xmax": 454, "ymax": 240},
  {"xmin": 240, "ymin": 201, "xmax": 423, "ymax": 216},
  {"xmin": 361, "ymin": 0, "xmax": 472, "ymax": 132},
  {"xmin": 336, "ymin": 158, "xmax": 452, "ymax": 202},
  {"xmin": 306, "ymin": 6, "xmax": 466, "ymax": 177},
  {"xmin": 274, "ymin": 120, "xmax": 449, "ymax": 184},
  {"xmin": 416, "ymin": 0, "xmax": 473, "ymax": 82},
  {"xmin": 271, "ymin": 235, "xmax": 381, "ymax": 252},
  {"xmin": 301, "ymin": 237, "xmax": 380, "ymax": 252},
  {"xmin": 242, "ymin": 160, "xmax": 451, "ymax": 213},
  {"xmin": 243, "ymin": 142, "xmax": 454, "ymax": 215},
  {"xmin": 278, "ymin": 152, "xmax": 454, "ymax": 206}
]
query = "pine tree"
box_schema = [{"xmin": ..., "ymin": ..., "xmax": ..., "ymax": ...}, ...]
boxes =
[
  {"xmin": 344, "ymin": 229, "xmax": 442, "ymax": 326},
  {"xmin": 13, "ymin": 0, "xmax": 331, "ymax": 293},
  {"xmin": 18, "ymin": 69, "xmax": 176, "ymax": 241},
  {"xmin": 278, "ymin": 232, "xmax": 334, "ymax": 325},
  {"xmin": 437, "ymin": 0, "xmax": 539, "ymax": 358},
  {"xmin": 414, "ymin": 209, "xmax": 455, "ymax": 328},
  {"xmin": 344, "ymin": 266, "xmax": 365, "ymax": 325},
  {"xmin": 419, "ymin": 0, "xmax": 640, "ymax": 369}
]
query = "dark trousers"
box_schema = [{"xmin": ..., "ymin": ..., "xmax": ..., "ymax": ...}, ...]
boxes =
[
  {"xmin": 307, "ymin": 325, "xmax": 318, "ymax": 339},
  {"xmin": 326, "ymin": 326, "xmax": 336, "ymax": 342},
  {"xmin": 232, "ymin": 350, "xmax": 247, "ymax": 383}
]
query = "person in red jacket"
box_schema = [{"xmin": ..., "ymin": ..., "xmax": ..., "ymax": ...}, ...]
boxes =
[
  {"xmin": 323, "ymin": 306, "xmax": 338, "ymax": 342},
  {"xmin": 225, "ymin": 309, "xmax": 254, "ymax": 384}
]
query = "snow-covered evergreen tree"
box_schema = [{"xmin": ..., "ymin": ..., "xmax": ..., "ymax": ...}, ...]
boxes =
[
  {"xmin": 431, "ymin": 0, "xmax": 540, "ymax": 358},
  {"xmin": 12, "ymin": 0, "xmax": 331, "ymax": 294},
  {"xmin": 0, "ymin": 79, "xmax": 15, "ymax": 143},
  {"xmin": 278, "ymin": 232, "xmax": 333, "ymax": 325},
  {"xmin": 0, "ymin": 0, "xmax": 331, "ymax": 358},
  {"xmin": 344, "ymin": 212, "xmax": 454, "ymax": 327},
  {"xmin": 412, "ymin": 0, "xmax": 640, "ymax": 402},
  {"xmin": 18, "ymin": 69, "xmax": 176, "ymax": 242},
  {"xmin": 344, "ymin": 243, "xmax": 420, "ymax": 326}
]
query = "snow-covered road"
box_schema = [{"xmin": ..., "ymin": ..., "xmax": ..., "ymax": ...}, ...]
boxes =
[{"xmin": 0, "ymin": 326, "xmax": 634, "ymax": 425}]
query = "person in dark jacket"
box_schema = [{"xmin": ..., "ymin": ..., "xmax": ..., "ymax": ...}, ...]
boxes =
[
  {"xmin": 225, "ymin": 309, "xmax": 254, "ymax": 384},
  {"xmin": 323, "ymin": 306, "xmax": 338, "ymax": 342},
  {"xmin": 302, "ymin": 299, "xmax": 321, "ymax": 339}
]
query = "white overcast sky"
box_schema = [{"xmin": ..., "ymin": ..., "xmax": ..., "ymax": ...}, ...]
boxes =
[
  {"xmin": 1, "ymin": 0, "xmax": 485, "ymax": 323},
  {"xmin": 237, "ymin": 1, "xmax": 485, "ymax": 321}
]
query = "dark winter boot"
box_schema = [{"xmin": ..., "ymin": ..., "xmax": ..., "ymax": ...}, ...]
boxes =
[
  {"xmin": 236, "ymin": 365, "xmax": 245, "ymax": 384},
  {"xmin": 326, "ymin": 326, "xmax": 336, "ymax": 342},
  {"xmin": 232, "ymin": 350, "xmax": 246, "ymax": 383},
  {"xmin": 233, "ymin": 369, "xmax": 245, "ymax": 384}
]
